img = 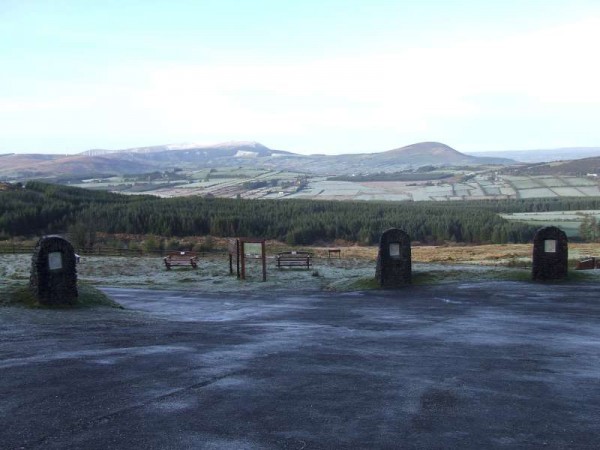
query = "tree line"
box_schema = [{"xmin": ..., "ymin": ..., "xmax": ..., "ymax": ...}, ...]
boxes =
[
  {"xmin": 579, "ymin": 214, "xmax": 600, "ymax": 242},
  {"xmin": 3, "ymin": 181, "xmax": 600, "ymax": 245}
]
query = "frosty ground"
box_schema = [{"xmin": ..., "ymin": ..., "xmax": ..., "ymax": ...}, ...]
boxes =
[
  {"xmin": 0, "ymin": 252, "xmax": 557, "ymax": 295},
  {"xmin": 4, "ymin": 242, "xmax": 600, "ymax": 294}
]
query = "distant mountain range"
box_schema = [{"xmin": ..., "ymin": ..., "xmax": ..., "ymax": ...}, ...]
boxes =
[
  {"xmin": 81, "ymin": 141, "xmax": 295, "ymax": 159},
  {"xmin": 467, "ymin": 147, "xmax": 600, "ymax": 163},
  {"xmin": 0, "ymin": 141, "xmax": 513, "ymax": 180}
]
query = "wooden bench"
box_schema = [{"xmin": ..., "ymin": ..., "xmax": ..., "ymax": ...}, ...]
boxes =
[
  {"xmin": 575, "ymin": 257, "xmax": 600, "ymax": 270},
  {"xmin": 327, "ymin": 248, "xmax": 341, "ymax": 259},
  {"xmin": 276, "ymin": 251, "xmax": 312, "ymax": 269},
  {"xmin": 163, "ymin": 251, "xmax": 199, "ymax": 270}
]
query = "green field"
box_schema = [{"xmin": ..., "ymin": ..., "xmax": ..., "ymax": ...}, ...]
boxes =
[
  {"xmin": 56, "ymin": 170, "xmax": 600, "ymax": 203},
  {"xmin": 501, "ymin": 210, "xmax": 600, "ymax": 237}
]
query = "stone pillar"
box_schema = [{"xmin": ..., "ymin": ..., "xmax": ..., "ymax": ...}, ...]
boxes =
[
  {"xmin": 375, "ymin": 228, "xmax": 411, "ymax": 287},
  {"xmin": 532, "ymin": 226, "xmax": 568, "ymax": 281},
  {"xmin": 30, "ymin": 236, "xmax": 78, "ymax": 306}
]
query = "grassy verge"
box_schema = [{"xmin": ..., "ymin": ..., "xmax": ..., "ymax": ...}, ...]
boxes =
[
  {"xmin": 0, "ymin": 282, "xmax": 123, "ymax": 309},
  {"xmin": 339, "ymin": 267, "xmax": 598, "ymax": 292}
]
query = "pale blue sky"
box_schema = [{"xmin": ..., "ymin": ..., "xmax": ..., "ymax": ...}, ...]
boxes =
[{"xmin": 1, "ymin": 0, "xmax": 600, "ymax": 155}]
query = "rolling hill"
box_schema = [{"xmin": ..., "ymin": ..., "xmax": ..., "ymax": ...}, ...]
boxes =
[
  {"xmin": 502, "ymin": 156, "xmax": 600, "ymax": 176},
  {"xmin": 468, "ymin": 147, "xmax": 600, "ymax": 163},
  {"xmin": 0, "ymin": 141, "xmax": 512, "ymax": 181}
]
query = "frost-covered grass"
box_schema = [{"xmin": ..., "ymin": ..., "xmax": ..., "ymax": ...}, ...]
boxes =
[
  {"xmin": 517, "ymin": 188, "xmax": 556, "ymax": 198},
  {"xmin": 3, "ymin": 244, "xmax": 599, "ymax": 296},
  {"xmin": 537, "ymin": 177, "xmax": 569, "ymax": 188},
  {"xmin": 578, "ymin": 186, "xmax": 600, "ymax": 195},
  {"xmin": 0, "ymin": 254, "xmax": 375, "ymax": 294},
  {"xmin": 551, "ymin": 187, "xmax": 586, "ymax": 197}
]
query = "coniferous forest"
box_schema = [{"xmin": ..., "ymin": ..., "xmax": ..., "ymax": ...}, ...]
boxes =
[{"xmin": 3, "ymin": 181, "xmax": 600, "ymax": 245}]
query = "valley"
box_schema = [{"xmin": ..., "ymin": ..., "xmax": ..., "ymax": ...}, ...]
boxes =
[
  {"xmin": 70, "ymin": 169, "xmax": 600, "ymax": 203},
  {"xmin": 3, "ymin": 141, "xmax": 600, "ymax": 240},
  {"xmin": 2, "ymin": 141, "xmax": 599, "ymax": 203}
]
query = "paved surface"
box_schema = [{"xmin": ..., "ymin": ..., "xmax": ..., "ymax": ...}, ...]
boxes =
[{"xmin": 1, "ymin": 282, "xmax": 599, "ymax": 449}]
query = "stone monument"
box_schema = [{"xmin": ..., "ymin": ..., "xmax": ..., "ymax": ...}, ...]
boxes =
[
  {"xmin": 532, "ymin": 226, "xmax": 568, "ymax": 281},
  {"xmin": 375, "ymin": 228, "xmax": 412, "ymax": 287},
  {"xmin": 30, "ymin": 235, "xmax": 78, "ymax": 305}
]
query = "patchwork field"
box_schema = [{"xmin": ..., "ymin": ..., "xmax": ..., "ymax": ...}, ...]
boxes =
[
  {"xmin": 503, "ymin": 175, "xmax": 598, "ymax": 199},
  {"xmin": 288, "ymin": 175, "xmax": 598, "ymax": 202},
  {"xmin": 68, "ymin": 169, "xmax": 600, "ymax": 203},
  {"xmin": 501, "ymin": 210, "xmax": 600, "ymax": 237}
]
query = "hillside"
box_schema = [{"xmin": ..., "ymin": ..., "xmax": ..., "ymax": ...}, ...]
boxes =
[
  {"xmin": 367, "ymin": 141, "xmax": 511, "ymax": 166},
  {"xmin": 82, "ymin": 141, "xmax": 285, "ymax": 156},
  {"xmin": 0, "ymin": 154, "xmax": 156, "ymax": 179},
  {"xmin": 469, "ymin": 147, "xmax": 600, "ymax": 163},
  {"xmin": 502, "ymin": 156, "xmax": 600, "ymax": 176},
  {"xmin": 96, "ymin": 141, "xmax": 512, "ymax": 173},
  {"xmin": 0, "ymin": 141, "xmax": 512, "ymax": 181}
]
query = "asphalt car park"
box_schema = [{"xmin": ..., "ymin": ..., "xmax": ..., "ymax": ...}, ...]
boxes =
[{"xmin": 1, "ymin": 281, "xmax": 599, "ymax": 449}]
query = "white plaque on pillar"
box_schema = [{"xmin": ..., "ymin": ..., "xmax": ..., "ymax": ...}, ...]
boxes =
[
  {"xmin": 48, "ymin": 252, "xmax": 63, "ymax": 270},
  {"xmin": 389, "ymin": 243, "xmax": 400, "ymax": 257},
  {"xmin": 544, "ymin": 240, "xmax": 557, "ymax": 253}
]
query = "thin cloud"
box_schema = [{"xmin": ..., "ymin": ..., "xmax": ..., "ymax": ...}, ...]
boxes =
[{"xmin": 1, "ymin": 16, "xmax": 599, "ymax": 153}]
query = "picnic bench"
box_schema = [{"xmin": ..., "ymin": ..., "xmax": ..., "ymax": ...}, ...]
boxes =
[
  {"xmin": 276, "ymin": 251, "xmax": 312, "ymax": 269},
  {"xmin": 163, "ymin": 251, "xmax": 199, "ymax": 270}
]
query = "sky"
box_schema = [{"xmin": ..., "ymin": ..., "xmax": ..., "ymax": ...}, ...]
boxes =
[{"xmin": 1, "ymin": 0, "xmax": 600, "ymax": 155}]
